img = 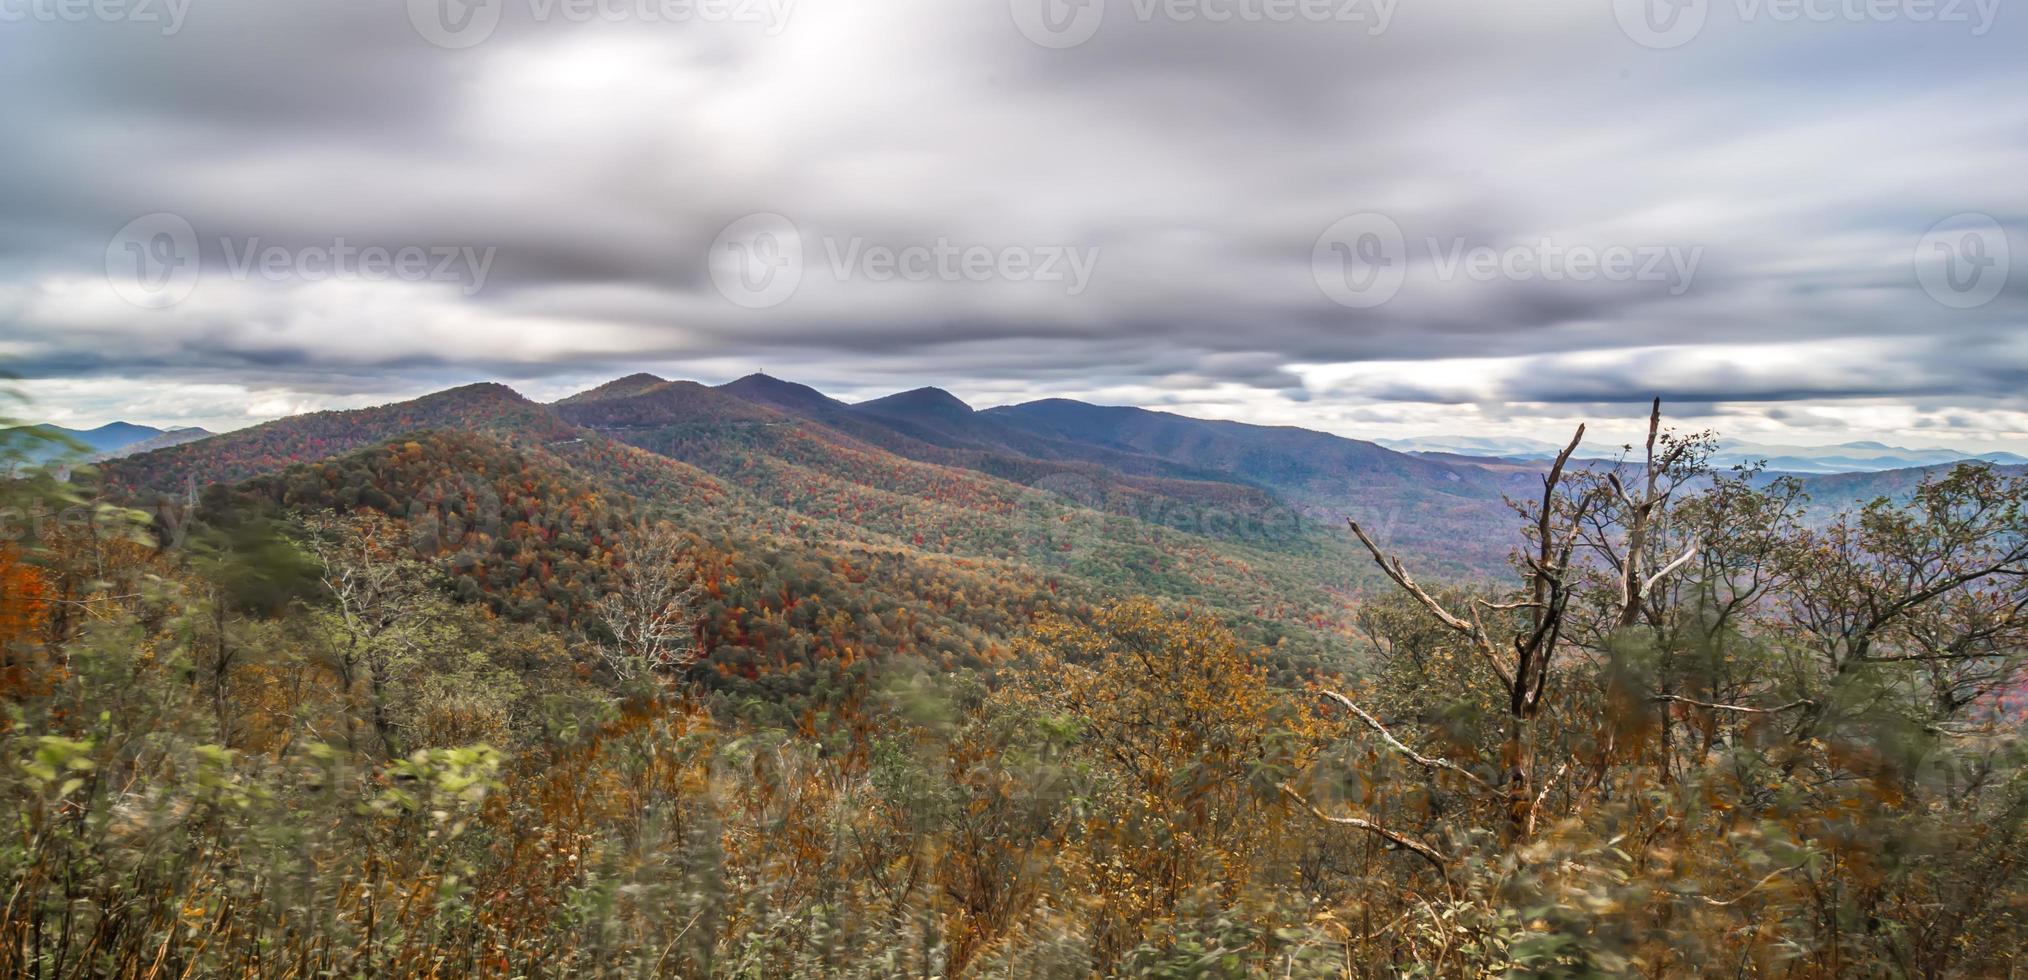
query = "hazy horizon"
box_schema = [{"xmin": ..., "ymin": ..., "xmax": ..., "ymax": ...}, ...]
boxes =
[{"xmin": 16, "ymin": 369, "xmax": 2028, "ymax": 459}]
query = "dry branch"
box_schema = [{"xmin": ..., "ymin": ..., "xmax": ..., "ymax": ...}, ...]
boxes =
[
  {"xmin": 1652, "ymin": 695, "xmax": 1815, "ymax": 715},
  {"xmin": 1315, "ymin": 689, "xmax": 1495, "ymax": 794},
  {"xmin": 1278, "ymin": 783, "xmax": 1450, "ymax": 875}
]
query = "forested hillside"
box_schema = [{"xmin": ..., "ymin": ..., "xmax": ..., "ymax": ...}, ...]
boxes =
[
  {"xmin": 986, "ymin": 398, "xmax": 1520, "ymax": 572},
  {"xmin": 101, "ymin": 383, "xmax": 580, "ymax": 496},
  {"xmin": 100, "ymin": 377, "xmax": 1397, "ymax": 688},
  {"xmin": 189, "ymin": 429, "xmax": 1082, "ymax": 716},
  {"xmin": 4, "ymin": 388, "xmax": 2022, "ymax": 977}
]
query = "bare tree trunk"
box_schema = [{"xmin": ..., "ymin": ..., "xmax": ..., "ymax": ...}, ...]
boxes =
[
  {"xmin": 338, "ymin": 642, "xmax": 361, "ymax": 756},
  {"xmin": 1503, "ymin": 719, "xmax": 1531, "ymax": 844},
  {"xmin": 210, "ymin": 597, "xmax": 234, "ymax": 747},
  {"xmin": 368, "ymin": 655, "xmax": 399, "ymax": 758}
]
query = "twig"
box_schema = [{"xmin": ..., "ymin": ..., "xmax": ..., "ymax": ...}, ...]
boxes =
[
  {"xmin": 1348, "ymin": 517, "xmax": 1517, "ymax": 695},
  {"xmin": 1277, "ymin": 783, "xmax": 1450, "ymax": 876},
  {"xmin": 1315, "ymin": 690, "xmax": 1494, "ymax": 794},
  {"xmin": 1702, "ymin": 864, "xmax": 1804, "ymax": 907},
  {"xmin": 1652, "ymin": 695, "xmax": 1814, "ymax": 715},
  {"xmin": 1643, "ymin": 545, "xmax": 1699, "ymax": 594}
]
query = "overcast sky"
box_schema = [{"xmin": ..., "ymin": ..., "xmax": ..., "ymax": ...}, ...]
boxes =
[{"xmin": 1, "ymin": 0, "xmax": 2022, "ymax": 449}]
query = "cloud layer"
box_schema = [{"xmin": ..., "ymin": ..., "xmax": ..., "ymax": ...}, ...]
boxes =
[{"xmin": 2, "ymin": 0, "xmax": 2023, "ymax": 447}]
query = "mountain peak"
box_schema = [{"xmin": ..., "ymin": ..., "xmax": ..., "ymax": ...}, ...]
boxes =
[
  {"xmin": 555, "ymin": 373, "xmax": 670, "ymax": 405},
  {"xmin": 858, "ymin": 387, "xmax": 972, "ymax": 419},
  {"xmin": 552, "ymin": 377, "xmax": 784, "ymax": 428},
  {"xmin": 86, "ymin": 421, "xmax": 158, "ymax": 436},
  {"xmin": 87, "ymin": 425, "xmax": 215, "ymax": 462},
  {"xmin": 719, "ymin": 373, "xmax": 845, "ymax": 413},
  {"xmin": 420, "ymin": 382, "xmax": 534, "ymax": 409}
]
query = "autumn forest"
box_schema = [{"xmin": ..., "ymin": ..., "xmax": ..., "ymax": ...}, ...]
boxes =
[{"xmin": 0, "ymin": 375, "xmax": 2021, "ymax": 978}]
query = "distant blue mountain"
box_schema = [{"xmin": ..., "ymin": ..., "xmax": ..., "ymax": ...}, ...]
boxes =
[
  {"xmin": 4, "ymin": 421, "xmax": 166, "ymax": 464},
  {"xmin": 1382, "ymin": 434, "xmax": 2028, "ymax": 474}
]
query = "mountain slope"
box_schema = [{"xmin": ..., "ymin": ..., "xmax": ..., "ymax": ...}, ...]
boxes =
[
  {"xmin": 552, "ymin": 372, "xmax": 677, "ymax": 405},
  {"xmin": 985, "ymin": 398, "xmax": 1517, "ymax": 573},
  {"xmin": 719, "ymin": 375, "xmax": 1244, "ymax": 481},
  {"xmin": 988, "ymin": 400, "xmax": 1500, "ymax": 495},
  {"xmin": 1780, "ymin": 461, "xmax": 2028, "ymax": 512},
  {"xmin": 99, "ymin": 383, "xmax": 580, "ymax": 495},
  {"xmin": 96, "ymin": 375, "xmax": 1400, "ymax": 674},
  {"xmin": 553, "ymin": 377, "xmax": 784, "ymax": 429},
  {"xmin": 1378, "ymin": 435, "xmax": 1567, "ymax": 459},
  {"xmin": 718, "ymin": 373, "xmax": 853, "ymax": 415},
  {"xmin": 193, "ymin": 428, "xmax": 1089, "ymax": 707},
  {"xmin": 89, "ymin": 427, "xmax": 214, "ymax": 462},
  {"xmin": 709, "ymin": 376, "xmax": 1314, "ymax": 544},
  {"xmin": 857, "ymin": 386, "xmax": 978, "ymax": 427},
  {"xmin": 549, "ymin": 378, "xmax": 1421, "ymax": 661}
]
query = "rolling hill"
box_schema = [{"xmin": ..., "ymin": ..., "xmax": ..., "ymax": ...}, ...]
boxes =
[
  {"xmin": 983, "ymin": 398, "xmax": 1520, "ymax": 572},
  {"xmin": 98, "ymin": 383, "xmax": 579, "ymax": 496},
  {"xmin": 88, "ymin": 371, "xmax": 2023, "ymax": 715},
  {"xmin": 88, "ymin": 426, "xmax": 214, "ymax": 461},
  {"xmin": 103, "ymin": 374, "xmax": 1489, "ymax": 683}
]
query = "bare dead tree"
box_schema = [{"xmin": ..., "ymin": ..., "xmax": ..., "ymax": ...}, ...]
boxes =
[
  {"xmin": 1337, "ymin": 423, "xmax": 1593, "ymax": 842},
  {"xmin": 1336, "ymin": 404, "xmax": 1721, "ymax": 844},
  {"xmin": 305, "ymin": 513, "xmax": 436, "ymax": 758},
  {"xmin": 1564, "ymin": 399, "xmax": 1710, "ymax": 780},
  {"xmin": 1605, "ymin": 399, "xmax": 1702, "ymax": 630},
  {"xmin": 595, "ymin": 520, "xmax": 702, "ymax": 680}
]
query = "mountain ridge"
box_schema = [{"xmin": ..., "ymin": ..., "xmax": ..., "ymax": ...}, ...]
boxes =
[
  {"xmin": 95, "ymin": 372, "xmax": 2025, "ymax": 587},
  {"xmin": 1384, "ymin": 433, "xmax": 2028, "ymax": 473},
  {"xmin": 5, "ymin": 421, "xmax": 167, "ymax": 462}
]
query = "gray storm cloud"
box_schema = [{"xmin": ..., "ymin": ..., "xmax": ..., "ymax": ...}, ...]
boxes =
[{"xmin": 0, "ymin": 0, "xmax": 2022, "ymax": 444}]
